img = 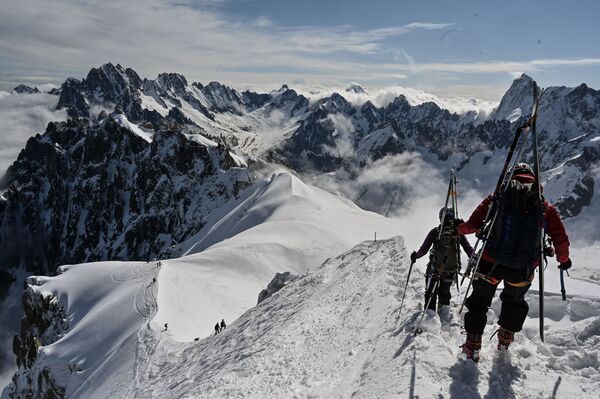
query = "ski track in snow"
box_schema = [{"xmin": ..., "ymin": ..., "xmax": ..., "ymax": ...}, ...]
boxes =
[{"xmin": 124, "ymin": 238, "xmax": 600, "ymax": 399}]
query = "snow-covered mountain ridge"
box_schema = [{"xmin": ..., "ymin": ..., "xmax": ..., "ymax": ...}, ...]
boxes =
[
  {"xmin": 3, "ymin": 171, "xmax": 404, "ymax": 398},
  {"xmin": 6, "ymin": 236, "xmax": 599, "ymax": 398}
]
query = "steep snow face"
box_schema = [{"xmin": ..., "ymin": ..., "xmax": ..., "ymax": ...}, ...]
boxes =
[
  {"xmin": 155, "ymin": 172, "xmax": 403, "ymax": 341},
  {"xmin": 135, "ymin": 238, "xmax": 599, "ymax": 398}
]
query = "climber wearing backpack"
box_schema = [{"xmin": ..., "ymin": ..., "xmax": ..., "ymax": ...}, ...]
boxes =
[
  {"xmin": 457, "ymin": 163, "xmax": 571, "ymax": 362},
  {"xmin": 411, "ymin": 207, "xmax": 474, "ymax": 312}
]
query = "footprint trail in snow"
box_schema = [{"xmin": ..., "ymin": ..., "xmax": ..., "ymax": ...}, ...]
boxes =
[{"xmin": 131, "ymin": 237, "xmax": 600, "ymax": 398}]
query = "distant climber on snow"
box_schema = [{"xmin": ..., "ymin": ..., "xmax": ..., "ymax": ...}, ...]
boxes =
[
  {"xmin": 411, "ymin": 207, "xmax": 473, "ymax": 313},
  {"xmin": 220, "ymin": 319, "xmax": 226, "ymax": 331},
  {"xmin": 456, "ymin": 162, "xmax": 571, "ymax": 362},
  {"xmin": 214, "ymin": 322, "xmax": 221, "ymax": 335}
]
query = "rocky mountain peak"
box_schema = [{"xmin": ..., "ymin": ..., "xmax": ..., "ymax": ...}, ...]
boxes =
[
  {"xmin": 316, "ymin": 92, "xmax": 353, "ymax": 114},
  {"xmin": 156, "ymin": 72, "xmax": 189, "ymax": 94},
  {"xmin": 0, "ymin": 117, "xmax": 249, "ymax": 276},
  {"xmin": 201, "ymin": 82, "xmax": 243, "ymax": 113},
  {"xmin": 84, "ymin": 62, "xmax": 141, "ymax": 102},
  {"xmin": 491, "ymin": 73, "xmax": 537, "ymax": 121},
  {"xmin": 57, "ymin": 78, "xmax": 89, "ymax": 118},
  {"xmin": 11, "ymin": 84, "xmax": 40, "ymax": 94},
  {"xmin": 346, "ymin": 82, "xmax": 367, "ymax": 95}
]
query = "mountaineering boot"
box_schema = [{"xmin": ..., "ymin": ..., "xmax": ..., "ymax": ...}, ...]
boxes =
[
  {"xmin": 496, "ymin": 327, "xmax": 514, "ymax": 350},
  {"xmin": 460, "ymin": 333, "xmax": 482, "ymax": 363}
]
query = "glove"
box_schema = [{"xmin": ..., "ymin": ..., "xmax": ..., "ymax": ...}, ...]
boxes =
[
  {"xmin": 410, "ymin": 251, "xmax": 417, "ymax": 263},
  {"xmin": 558, "ymin": 259, "xmax": 572, "ymax": 271},
  {"xmin": 544, "ymin": 245, "xmax": 555, "ymax": 258},
  {"xmin": 453, "ymin": 218, "xmax": 465, "ymax": 229}
]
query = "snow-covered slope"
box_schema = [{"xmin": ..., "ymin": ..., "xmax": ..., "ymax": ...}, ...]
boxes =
[
  {"xmin": 33, "ymin": 237, "xmax": 596, "ymax": 399},
  {"xmin": 5, "ymin": 261, "xmax": 160, "ymax": 399},
  {"xmin": 4, "ymin": 183, "xmax": 600, "ymax": 397},
  {"xmin": 2, "ymin": 171, "xmax": 403, "ymax": 398},
  {"xmin": 153, "ymin": 172, "xmax": 402, "ymax": 341}
]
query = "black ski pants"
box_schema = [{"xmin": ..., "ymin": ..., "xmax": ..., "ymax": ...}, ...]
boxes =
[
  {"xmin": 424, "ymin": 270, "xmax": 454, "ymax": 311},
  {"xmin": 464, "ymin": 260, "xmax": 534, "ymax": 334}
]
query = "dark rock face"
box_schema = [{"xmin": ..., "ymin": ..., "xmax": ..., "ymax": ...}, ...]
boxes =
[
  {"xmin": 12, "ymin": 84, "xmax": 40, "ymax": 94},
  {"xmin": 201, "ymin": 82, "xmax": 244, "ymax": 114},
  {"xmin": 257, "ymin": 272, "xmax": 298, "ymax": 304},
  {"xmin": 3, "ymin": 281, "xmax": 68, "ymax": 399},
  {"xmin": 241, "ymin": 90, "xmax": 273, "ymax": 110},
  {"xmin": 0, "ymin": 116, "xmax": 248, "ymax": 276},
  {"xmin": 57, "ymin": 78, "xmax": 89, "ymax": 118}
]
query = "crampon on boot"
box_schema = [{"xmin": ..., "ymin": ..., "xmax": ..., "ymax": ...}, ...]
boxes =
[
  {"xmin": 460, "ymin": 333, "xmax": 482, "ymax": 363},
  {"xmin": 493, "ymin": 327, "xmax": 514, "ymax": 350}
]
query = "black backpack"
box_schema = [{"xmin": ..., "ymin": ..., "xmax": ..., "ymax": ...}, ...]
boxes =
[
  {"xmin": 486, "ymin": 180, "xmax": 543, "ymax": 269},
  {"xmin": 430, "ymin": 222, "xmax": 459, "ymax": 274}
]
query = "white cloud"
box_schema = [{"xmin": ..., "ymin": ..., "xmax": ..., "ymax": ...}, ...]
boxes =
[
  {"xmin": 0, "ymin": 0, "xmax": 453, "ymax": 89},
  {"xmin": 312, "ymin": 153, "xmax": 487, "ymax": 252},
  {"xmin": 291, "ymin": 83, "xmax": 497, "ymax": 118},
  {"xmin": 378, "ymin": 58, "xmax": 600, "ymax": 74},
  {"xmin": 322, "ymin": 114, "xmax": 356, "ymax": 158},
  {"xmin": 253, "ymin": 16, "xmax": 273, "ymax": 28},
  {"xmin": 0, "ymin": 1, "xmax": 598, "ymax": 99},
  {"xmin": 0, "ymin": 92, "xmax": 67, "ymax": 178}
]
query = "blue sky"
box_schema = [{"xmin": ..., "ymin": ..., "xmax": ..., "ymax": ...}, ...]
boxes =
[{"xmin": 0, "ymin": 0, "xmax": 599, "ymax": 99}]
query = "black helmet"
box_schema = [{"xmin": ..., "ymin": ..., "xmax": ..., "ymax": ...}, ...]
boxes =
[
  {"xmin": 513, "ymin": 162, "xmax": 534, "ymax": 176},
  {"xmin": 439, "ymin": 207, "xmax": 454, "ymax": 221}
]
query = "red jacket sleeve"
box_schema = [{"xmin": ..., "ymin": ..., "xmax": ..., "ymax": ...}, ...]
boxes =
[
  {"xmin": 545, "ymin": 202, "xmax": 570, "ymax": 263},
  {"xmin": 458, "ymin": 194, "xmax": 493, "ymax": 235}
]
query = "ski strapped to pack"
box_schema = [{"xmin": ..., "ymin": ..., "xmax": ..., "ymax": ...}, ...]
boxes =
[
  {"xmin": 458, "ymin": 84, "xmax": 546, "ymax": 342},
  {"xmin": 413, "ymin": 169, "xmax": 460, "ymax": 335},
  {"xmin": 530, "ymin": 81, "xmax": 546, "ymax": 341}
]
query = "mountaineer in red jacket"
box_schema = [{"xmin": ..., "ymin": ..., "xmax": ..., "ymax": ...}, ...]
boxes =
[{"xmin": 457, "ymin": 163, "xmax": 571, "ymax": 362}]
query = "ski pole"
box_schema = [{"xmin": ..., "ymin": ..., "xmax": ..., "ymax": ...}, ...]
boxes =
[
  {"xmin": 397, "ymin": 259, "xmax": 416, "ymax": 321},
  {"xmin": 560, "ymin": 269, "xmax": 567, "ymax": 301}
]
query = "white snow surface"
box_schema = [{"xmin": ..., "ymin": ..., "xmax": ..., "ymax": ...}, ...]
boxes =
[
  {"xmin": 2, "ymin": 172, "xmax": 404, "ymax": 398},
  {"xmin": 111, "ymin": 113, "xmax": 153, "ymax": 142},
  {"xmin": 3, "ymin": 173, "xmax": 600, "ymax": 398},
  {"xmin": 32, "ymin": 237, "xmax": 598, "ymax": 398},
  {"xmin": 159, "ymin": 172, "xmax": 402, "ymax": 341},
  {"xmin": 17, "ymin": 261, "xmax": 160, "ymax": 399}
]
